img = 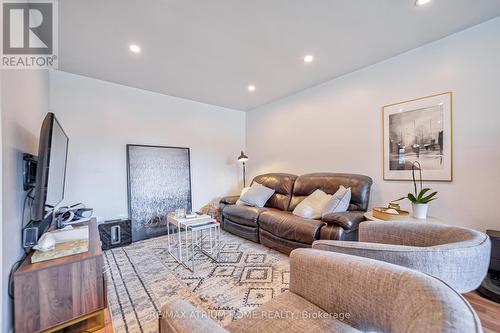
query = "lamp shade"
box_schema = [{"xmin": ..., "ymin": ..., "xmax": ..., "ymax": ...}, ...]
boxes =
[{"xmin": 237, "ymin": 151, "xmax": 248, "ymax": 162}]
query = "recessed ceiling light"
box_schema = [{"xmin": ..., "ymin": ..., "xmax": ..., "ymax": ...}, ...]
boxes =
[
  {"xmin": 129, "ymin": 44, "xmax": 141, "ymax": 53},
  {"xmin": 304, "ymin": 54, "xmax": 314, "ymax": 63},
  {"xmin": 247, "ymin": 85, "xmax": 256, "ymax": 92},
  {"xmin": 415, "ymin": 0, "xmax": 432, "ymax": 6}
]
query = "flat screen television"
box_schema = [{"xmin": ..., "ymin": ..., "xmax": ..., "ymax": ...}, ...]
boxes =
[{"xmin": 31, "ymin": 112, "xmax": 69, "ymax": 222}]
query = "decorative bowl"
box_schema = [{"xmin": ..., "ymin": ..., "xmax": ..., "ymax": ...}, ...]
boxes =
[{"xmin": 372, "ymin": 207, "xmax": 410, "ymax": 221}]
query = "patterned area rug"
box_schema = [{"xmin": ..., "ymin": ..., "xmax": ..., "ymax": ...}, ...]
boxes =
[{"xmin": 104, "ymin": 230, "xmax": 290, "ymax": 333}]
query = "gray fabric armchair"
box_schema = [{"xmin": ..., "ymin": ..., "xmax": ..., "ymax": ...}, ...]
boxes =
[
  {"xmin": 160, "ymin": 249, "xmax": 482, "ymax": 333},
  {"xmin": 313, "ymin": 221, "xmax": 491, "ymax": 293}
]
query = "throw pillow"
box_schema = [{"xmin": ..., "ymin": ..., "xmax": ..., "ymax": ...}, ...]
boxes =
[
  {"xmin": 236, "ymin": 187, "xmax": 250, "ymax": 206},
  {"xmin": 293, "ymin": 189, "xmax": 332, "ymax": 219},
  {"xmin": 322, "ymin": 186, "xmax": 351, "ymax": 217},
  {"xmin": 239, "ymin": 183, "xmax": 275, "ymax": 208}
]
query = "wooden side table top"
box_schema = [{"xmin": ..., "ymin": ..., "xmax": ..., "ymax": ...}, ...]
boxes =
[{"xmin": 364, "ymin": 211, "xmax": 442, "ymax": 223}]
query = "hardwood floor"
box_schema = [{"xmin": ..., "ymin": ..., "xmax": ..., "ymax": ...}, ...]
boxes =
[
  {"xmin": 95, "ymin": 292, "xmax": 499, "ymax": 333},
  {"xmin": 95, "ymin": 308, "xmax": 114, "ymax": 333},
  {"xmin": 465, "ymin": 292, "xmax": 500, "ymax": 333}
]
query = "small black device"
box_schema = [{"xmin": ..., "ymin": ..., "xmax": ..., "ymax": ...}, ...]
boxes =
[
  {"xmin": 22, "ymin": 216, "xmax": 53, "ymax": 248},
  {"xmin": 477, "ymin": 230, "xmax": 500, "ymax": 303},
  {"xmin": 98, "ymin": 219, "xmax": 132, "ymax": 250},
  {"xmin": 22, "ymin": 227, "xmax": 39, "ymax": 248},
  {"xmin": 22, "ymin": 154, "xmax": 38, "ymax": 191}
]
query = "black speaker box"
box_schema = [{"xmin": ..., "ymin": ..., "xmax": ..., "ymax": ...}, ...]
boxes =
[
  {"xmin": 22, "ymin": 214, "xmax": 53, "ymax": 248},
  {"xmin": 98, "ymin": 219, "xmax": 132, "ymax": 250}
]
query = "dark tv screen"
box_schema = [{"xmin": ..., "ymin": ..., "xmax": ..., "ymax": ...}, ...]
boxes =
[{"xmin": 31, "ymin": 112, "xmax": 69, "ymax": 222}]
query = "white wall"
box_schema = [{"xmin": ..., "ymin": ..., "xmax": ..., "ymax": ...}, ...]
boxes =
[
  {"xmin": 0, "ymin": 69, "xmax": 3, "ymax": 333},
  {"xmin": 49, "ymin": 71, "xmax": 246, "ymax": 221},
  {"xmin": 1, "ymin": 70, "xmax": 49, "ymax": 332},
  {"xmin": 246, "ymin": 17, "xmax": 500, "ymax": 232}
]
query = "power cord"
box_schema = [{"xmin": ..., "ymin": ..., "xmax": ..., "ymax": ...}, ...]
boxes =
[
  {"xmin": 21, "ymin": 188, "xmax": 34, "ymax": 228},
  {"xmin": 21, "ymin": 188, "xmax": 35, "ymax": 256},
  {"xmin": 9, "ymin": 189, "xmax": 35, "ymax": 299},
  {"xmin": 8, "ymin": 254, "xmax": 27, "ymax": 299}
]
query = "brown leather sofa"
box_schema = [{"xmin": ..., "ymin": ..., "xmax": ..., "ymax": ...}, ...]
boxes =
[{"xmin": 220, "ymin": 173, "xmax": 372, "ymax": 254}]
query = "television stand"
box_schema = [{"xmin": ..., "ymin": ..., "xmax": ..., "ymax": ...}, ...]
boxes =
[{"xmin": 13, "ymin": 219, "xmax": 107, "ymax": 333}]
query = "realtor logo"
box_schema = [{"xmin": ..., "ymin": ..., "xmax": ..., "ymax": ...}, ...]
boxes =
[{"xmin": 1, "ymin": 0, "xmax": 58, "ymax": 68}]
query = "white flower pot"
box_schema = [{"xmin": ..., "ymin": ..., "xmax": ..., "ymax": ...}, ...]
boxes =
[{"xmin": 412, "ymin": 203, "xmax": 429, "ymax": 219}]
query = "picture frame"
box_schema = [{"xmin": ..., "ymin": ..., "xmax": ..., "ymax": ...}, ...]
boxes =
[
  {"xmin": 382, "ymin": 92, "xmax": 453, "ymax": 182},
  {"xmin": 126, "ymin": 144, "xmax": 192, "ymax": 241}
]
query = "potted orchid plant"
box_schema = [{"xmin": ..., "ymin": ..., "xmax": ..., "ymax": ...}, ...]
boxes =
[{"xmin": 394, "ymin": 161, "xmax": 437, "ymax": 219}]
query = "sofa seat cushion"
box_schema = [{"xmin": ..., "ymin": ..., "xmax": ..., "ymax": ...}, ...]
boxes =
[
  {"xmin": 226, "ymin": 291, "xmax": 360, "ymax": 333},
  {"xmin": 223, "ymin": 205, "xmax": 275, "ymax": 227},
  {"xmin": 259, "ymin": 211, "xmax": 325, "ymax": 244}
]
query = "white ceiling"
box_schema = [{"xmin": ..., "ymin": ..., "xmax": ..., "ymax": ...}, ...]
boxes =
[{"xmin": 59, "ymin": 0, "xmax": 500, "ymax": 111}]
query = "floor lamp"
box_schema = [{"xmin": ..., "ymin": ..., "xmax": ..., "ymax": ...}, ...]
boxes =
[{"xmin": 237, "ymin": 151, "xmax": 248, "ymax": 187}]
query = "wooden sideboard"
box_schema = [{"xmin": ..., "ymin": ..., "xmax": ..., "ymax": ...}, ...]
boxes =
[{"xmin": 14, "ymin": 220, "xmax": 107, "ymax": 333}]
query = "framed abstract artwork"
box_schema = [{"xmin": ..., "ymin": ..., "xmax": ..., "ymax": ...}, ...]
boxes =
[
  {"xmin": 383, "ymin": 92, "xmax": 453, "ymax": 181},
  {"xmin": 126, "ymin": 144, "xmax": 192, "ymax": 241}
]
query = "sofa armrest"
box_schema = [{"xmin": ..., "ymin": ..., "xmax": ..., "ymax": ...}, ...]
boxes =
[
  {"xmin": 321, "ymin": 210, "xmax": 365, "ymax": 230},
  {"xmin": 160, "ymin": 299, "xmax": 228, "ymax": 333},
  {"xmin": 289, "ymin": 248, "xmax": 482, "ymax": 332},
  {"xmin": 289, "ymin": 249, "xmax": 421, "ymax": 310},
  {"xmin": 312, "ymin": 239, "xmax": 421, "ymax": 254},
  {"xmin": 219, "ymin": 195, "xmax": 240, "ymax": 205}
]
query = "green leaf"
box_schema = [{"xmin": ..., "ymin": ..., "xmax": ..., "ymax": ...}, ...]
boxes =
[
  {"xmin": 408, "ymin": 193, "xmax": 417, "ymax": 203},
  {"xmin": 420, "ymin": 191, "xmax": 437, "ymax": 203},
  {"xmin": 417, "ymin": 188, "xmax": 431, "ymax": 200}
]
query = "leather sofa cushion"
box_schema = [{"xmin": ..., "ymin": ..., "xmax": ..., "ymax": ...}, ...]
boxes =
[
  {"xmin": 220, "ymin": 195, "xmax": 240, "ymax": 205},
  {"xmin": 223, "ymin": 205, "xmax": 275, "ymax": 227},
  {"xmin": 251, "ymin": 173, "xmax": 298, "ymax": 211},
  {"xmin": 322, "ymin": 211, "xmax": 365, "ymax": 230},
  {"xmin": 259, "ymin": 211, "xmax": 325, "ymax": 244},
  {"xmin": 289, "ymin": 173, "xmax": 372, "ymax": 212}
]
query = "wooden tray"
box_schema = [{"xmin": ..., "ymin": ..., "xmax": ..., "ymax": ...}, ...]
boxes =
[
  {"xmin": 372, "ymin": 207, "xmax": 410, "ymax": 221},
  {"xmin": 31, "ymin": 239, "xmax": 89, "ymax": 263}
]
